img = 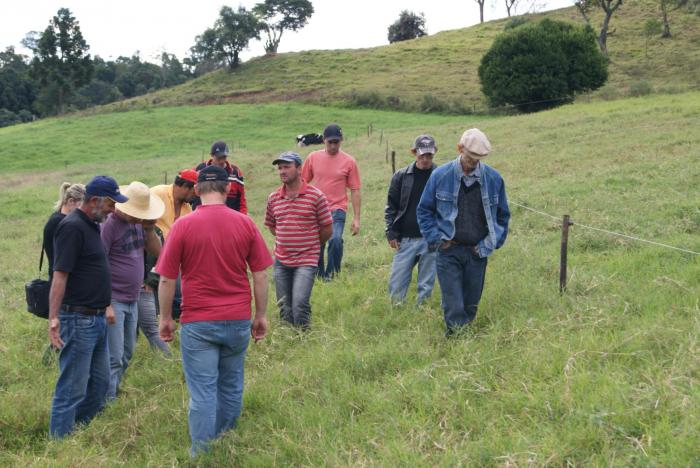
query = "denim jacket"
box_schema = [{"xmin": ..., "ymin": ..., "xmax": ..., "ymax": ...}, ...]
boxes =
[{"xmin": 417, "ymin": 157, "xmax": 510, "ymax": 258}]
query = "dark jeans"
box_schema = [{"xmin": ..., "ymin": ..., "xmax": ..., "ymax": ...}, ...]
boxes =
[
  {"xmin": 318, "ymin": 209, "xmax": 345, "ymax": 279},
  {"xmin": 436, "ymin": 244, "xmax": 488, "ymax": 334},
  {"xmin": 274, "ymin": 260, "xmax": 317, "ymax": 329}
]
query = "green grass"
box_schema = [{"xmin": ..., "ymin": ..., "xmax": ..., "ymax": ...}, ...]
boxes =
[
  {"xmin": 0, "ymin": 92, "xmax": 699, "ymax": 465},
  {"xmin": 96, "ymin": 0, "xmax": 700, "ymax": 115}
]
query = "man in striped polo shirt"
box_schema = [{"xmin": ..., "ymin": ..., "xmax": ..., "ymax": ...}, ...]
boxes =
[{"xmin": 265, "ymin": 152, "xmax": 333, "ymax": 329}]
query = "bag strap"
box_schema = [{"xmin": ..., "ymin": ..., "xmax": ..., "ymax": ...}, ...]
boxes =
[{"xmin": 39, "ymin": 247, "xmax": 44, "ymax": 273}]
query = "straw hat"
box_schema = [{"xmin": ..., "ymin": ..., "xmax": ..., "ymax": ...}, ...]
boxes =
[{"xmin": 116, "ymin": 181, "xmax": 165, "ymax": 221}]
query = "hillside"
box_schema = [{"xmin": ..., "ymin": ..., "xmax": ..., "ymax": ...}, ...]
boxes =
[
  {"xmin": 1, "ymin": 92, "xmax": 699, "ymax": 465},
  {"xmin": 104, "ymin": 0, "xmax": 700, "ymax": 114}
]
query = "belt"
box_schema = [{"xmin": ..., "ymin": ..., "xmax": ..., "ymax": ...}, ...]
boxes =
[
  {"xmin": 61, "ymin": 304, "xmax": 107, "ymax": 316},
  {"xmin": 446, "ymin": 239, "xmax": 476, "ymax": 247}
]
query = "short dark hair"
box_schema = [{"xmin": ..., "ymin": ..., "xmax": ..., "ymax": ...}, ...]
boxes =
[
  {"xmin": 174, "ymin": 175, "xmax": 195, "ymax": 189},
  {"xmin": 197, "ymin": 180, "xmax": 228, "ymax": 195}
]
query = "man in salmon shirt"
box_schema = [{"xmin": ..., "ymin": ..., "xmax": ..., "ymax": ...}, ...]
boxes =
[{"xmin": 301, "ymin": 124, "xmax": 362, "ymax": 280}]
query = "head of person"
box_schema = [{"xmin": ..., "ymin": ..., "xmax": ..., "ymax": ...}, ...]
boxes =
[
  {"xmin": 173, "ymin": 169, "xmax": 198, "ymax": 202},
  {"xmin": 272, "ymin": 151, "xmax": 303, "ymax": 186},
  {"xmin": 411, "ymin": 134, "xmax": 437, "ymax": 170},
  {"xmin": 210, "ymin": 140, "xmax": 230, "ymax": 168},
  {"xmin": 82, "ymin": 175, "xmax": 127, "ymax": 223},
  {"xmin": 195, "ymin": 165, "xmax": 233, "ymax": 200},
  {"xmin": 114, "ymin": 181, "xmax": 165, "ymax": 224},
  {"xmin": 457, "ymin": 128, "xmax": 491, "ymax": 168},
  {"xmin": 323, "ymin": 124, "xmax": 343, "ymax": 156},
  {"xmin": 54, "ymin": 182, "xmax": 86, "ymax": 214}
]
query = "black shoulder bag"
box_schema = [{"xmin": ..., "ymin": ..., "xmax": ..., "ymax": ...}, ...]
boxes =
[{"xmin": 25, "ymin": 248, "xmax": 51, "ymax": 319}]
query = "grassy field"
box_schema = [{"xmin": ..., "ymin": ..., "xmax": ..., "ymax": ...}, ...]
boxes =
[
  {"xmin": 99, "ymin": 0, "xmax": 700, "ymax": 114},
  {"xmin": 0, "ymin": 92, "xmax": 699, "ymax": 466}
]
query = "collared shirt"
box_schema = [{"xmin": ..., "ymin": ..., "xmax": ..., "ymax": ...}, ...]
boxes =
[
  {"xmin": 53, "ymin": 209, "xmax": 111, "ymax": 308},
  {"xmin": 265, "ymin": 181, "xmax": 333, "ymax": 267},
  {"xmin": 461, "ymin": 161, "xmax": 482, "ymax": 188},
  {"xmin": 151, "ymin": 184, "xmax": 192, "ymax": 241}
]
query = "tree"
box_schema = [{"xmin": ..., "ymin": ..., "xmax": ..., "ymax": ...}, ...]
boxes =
[
  {"xmin": 253, "ymin": 0, "xmax": 314, "ymax": 54},
  {"xmin": 191, "ymin": 6, "xmax": 262, "ymax": 70},
  {"xmin": 479, "ymin": 19, "xmax": 608, "ymax": 112},
  {"xmin": 574, "ymin": 0, "xmax": 623, "ymax": 56},
  {"xmin": 474, "ymin": 0, "xmax": 486, "ymax": 23},
  {"xmin": 505, "ymin": 0, "xmax": 522, "ymax": 17},
  {"xmin": 387, "ymin": 10, "xmax": 427, "ymax": 43},
  {"xmin": 29, "ymin": 8, "xmax": 93, "ymax": 114},
  {"xmin": 659, "ymin": 0, "xmax": 672, "ymax": 37},
  {"xmin": 0, "ymin": 47, "xmax": 36, "ymax": 116}
]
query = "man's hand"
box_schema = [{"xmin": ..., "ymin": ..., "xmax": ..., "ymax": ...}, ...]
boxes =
[
  {"xmin": 106, "ymin": 305, "xmax": 116, "ymax": 325},
  {"xmin": 388, "ymin": 239, "xmax": 399, "ymax": 249},
  {"xmin": 48, "ymin": 318, "xmax": 63, "ymax": 349},
  {"xmin": 251, "ymin": 316, "xmax": 268, "ymax": 342},
  {"xmin": 160, "ymin": 317, "xmax": 177, "ymax": 342},
  {"xmin": 351, "ymin": 218, "xmax": 360, "ymax": 236}
]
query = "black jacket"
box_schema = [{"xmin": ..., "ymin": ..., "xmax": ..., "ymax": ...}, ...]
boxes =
[{"xmin": 384, "ymin": 162, "xmax": 435, "ymax": 241}]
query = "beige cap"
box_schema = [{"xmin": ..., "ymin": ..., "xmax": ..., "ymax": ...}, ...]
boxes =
[
  {"xmin": 459, "ymin": 128, "xmax": 491, "ymax": 159},
  {"xmin": 116, "ymin": 181, "xmax": 165, "ymax": 221}
]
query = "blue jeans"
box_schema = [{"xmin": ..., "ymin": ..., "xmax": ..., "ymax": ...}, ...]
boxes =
[
  {"xmin": 388, "ymin": 237, "xmax": 437, "ymax": 305},
  {"xmin": 318, "ymin": 209, "xmax": 345, "ymax": 279},
  {"xmin": 180, "ymin": 320, "xmax": 251, "ymax": 456},
  {"xmin": 436, "ymin": 244, "xmax": 488, "ymax": 334},
  {"xmin": 107, "ymin": 300, "xmax": 138, "ymax": 399},
  {"xmin": 49, "ymin": 310, "xmax": 109, "ymax": 438},
  {"xmin": 274, "ymin": 260, "xmax": 317, "ymax": 329},
  {"xmin": 137, "ymin": 289, "xmax": 170, "ymax": 355}
]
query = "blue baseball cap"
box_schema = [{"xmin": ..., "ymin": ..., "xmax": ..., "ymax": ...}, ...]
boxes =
[
  {"xmin": 272, "ymin": 151, "xmax": 302, "ymax": 166},
  {"xmin": 85, "ymin": 175, "xmax": 128, "ymax": 203}
]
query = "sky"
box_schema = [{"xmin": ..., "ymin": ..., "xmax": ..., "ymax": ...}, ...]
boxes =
[{"xmin": 1, "ymin": 0, "xmax": 573, "ymax": 64}]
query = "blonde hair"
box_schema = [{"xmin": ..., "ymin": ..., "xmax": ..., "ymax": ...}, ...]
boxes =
[{"xmin": 54, "ymin": 182, "xmax": 86, "ymax": 211}]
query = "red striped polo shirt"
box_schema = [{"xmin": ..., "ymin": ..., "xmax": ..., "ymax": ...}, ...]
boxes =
[{"xmin": 265, "ymin": 181, "xmax": 333, "ymax": 267}]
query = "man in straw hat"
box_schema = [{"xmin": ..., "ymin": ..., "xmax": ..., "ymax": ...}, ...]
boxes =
[
  {"xmin": 49, "ymin": 175, "xmax": 127, "ymax": 438},
  {"xmin": 100, "ymin": 181, "xmax": 165, "ymax": 399},
  {"xmin": 417, "ymin": 128, "xmax": 510, "ymax": 336}
]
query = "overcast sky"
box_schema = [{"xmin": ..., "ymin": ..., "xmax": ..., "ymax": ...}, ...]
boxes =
[{"xmin": 1, "ymin": 0, "xmax": 573, "ymax": 63}]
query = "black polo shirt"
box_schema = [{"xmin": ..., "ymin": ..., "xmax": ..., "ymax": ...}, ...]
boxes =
[{"xmin": 53, "ymin": 209, "xmax": 111, "ymax": 308}]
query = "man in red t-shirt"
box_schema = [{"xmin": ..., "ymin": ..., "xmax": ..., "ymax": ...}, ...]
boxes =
[
  {"xmin": 265, "ymin": 152, "xmax": 333, "ymax": 329},
  {"xmin": 156, "ymin": 165, "xmax": 272, "ymax": 456},
  {"xmin": 301, "ymin": 124, "xmax": 362, "ymax": 279}
]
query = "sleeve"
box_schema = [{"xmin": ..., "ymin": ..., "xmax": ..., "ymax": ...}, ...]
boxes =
[
  {"xmin": 155, "ymin": 222, "xmax": 184, "ymax": 279},
  {"xmin": 53, "ymin": 223, "xmax": 81, "ymax": 273},
  {"xmin": 301, "ymin": 155, "xmax": 313, "ymax": 183},
  {"xmin": 43, "ymin": 215, "xmax": 57, "ymax": 268},
  {"xmin": 347, "ymin": 159, "xmax": 361, "ymax": 190},
  {"xmin": 384, "ymin": 172, "xmax": 401, "ymax": 240},
  {"xmin": 417, "ymin": 172, "xmax": 441, "ymax": 245},
  {"xmin": 246, "ymin": 222, "xmax": 274, "ymax": 272},
  {"xmin": 495, "ymin": 179, "xmax": 510, "ymax": 249},
  {"xmin": 316, "ymin": 193, "xmax": 333, "ymax": 227},
  {"xmin": 236, "ymin": 167, "xmax": 247, "ymax": 215},
  {"xmin": 264, "ymin": 196, "xmax": 276, "ymax": 229}
]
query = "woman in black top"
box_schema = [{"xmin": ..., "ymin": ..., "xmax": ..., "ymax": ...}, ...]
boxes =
[{"xmin": 42, "ymin": 182, "xmax": 86, "ymax": 278}]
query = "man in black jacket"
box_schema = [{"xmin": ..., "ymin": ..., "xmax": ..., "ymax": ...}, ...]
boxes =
[{"xmin": 384, "ymin": 135, "xmax": 438, "ymax": 306}]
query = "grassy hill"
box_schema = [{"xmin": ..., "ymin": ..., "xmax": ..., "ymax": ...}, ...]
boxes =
[
  {"xmin": 102, "ymin": 0, "xmax": 700, "ymax": 114},
  {"xmin": 0, "ymin": 91, "xmax": 699, "ymax": 465}
]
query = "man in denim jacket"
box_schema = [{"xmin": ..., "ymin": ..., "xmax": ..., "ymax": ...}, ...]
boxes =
[{"xmin": 417, "ymin": 128, "xmax": 510, "ymax": 336}]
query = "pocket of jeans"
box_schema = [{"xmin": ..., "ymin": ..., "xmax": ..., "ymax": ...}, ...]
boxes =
[{"xmin": 75, "ymin": 315, "xmax": 96, "ymax": 329}]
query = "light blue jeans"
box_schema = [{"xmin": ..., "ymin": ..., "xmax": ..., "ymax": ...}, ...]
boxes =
[
  {"xmin": 388, "ymin": 237, "xmax": 437, "ymax": 305},
  {"xmin": 274, "ymin": 260, "xmax": 317, "ymax": 329},
  {"xmin": 50, "ymin": 310, "xmax": 109, "ymax": 438},
  {"xmin": 180, "ymin": 320, "xmax": 251, "ymax": 456},
  {"xmin": 137, "ymin": 289, "xmax": 170, "ymax": 355},
  {"xmin": 106, "ymin": 300, "xmax": 138, "ymax": 399}
]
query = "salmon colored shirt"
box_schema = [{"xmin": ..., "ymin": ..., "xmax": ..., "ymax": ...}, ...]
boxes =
[
  {"xmin": 150, "ymin": 184, "xmax": 192, "ymax": 240},
  {"xmin": 301, "ymin": 149, "xmax": 361, "ymax": 212}
]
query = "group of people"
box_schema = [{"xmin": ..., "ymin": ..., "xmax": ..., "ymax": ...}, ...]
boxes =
[{"xmin": 40, "ymin": 123, "xmax": 510, "ymax": 456}]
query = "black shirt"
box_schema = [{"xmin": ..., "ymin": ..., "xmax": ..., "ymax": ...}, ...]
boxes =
[
  {"xmin": 53, "ymin": 209, "xmax": 111, "ymax": 308},
  {"xmin": 42, "ymin": 211, "xmax": 65, "ymax": 278},
  {"xmin": 398, "ymin": 167, "xmax": 432, "ymax": 238}
]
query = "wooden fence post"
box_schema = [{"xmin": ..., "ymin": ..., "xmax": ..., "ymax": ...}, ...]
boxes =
[
  {"xmin": 379, "ymin": 129, "xmax": 383, "ymax": 145},
  {"xmin": 560, "ymin": 214, "xmax": 571, "ymax": 293}
]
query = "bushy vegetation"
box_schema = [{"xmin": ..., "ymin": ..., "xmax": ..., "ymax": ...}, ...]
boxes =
[
  {"xmin": 479, "ymin": 19, "xmax": 608, "ymax": 112},
  {"xmin": 387, "ymin": 10, "xmax": 428, "ymax": 43}
]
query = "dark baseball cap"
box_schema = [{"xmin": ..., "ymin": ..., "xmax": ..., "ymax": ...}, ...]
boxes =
[
  {"xmin": 210, "ymin": 140, "xmax": 229, "ymax": 158},
  {"xmin": 272, "ymin": 151, "xmax": 303, "ymax": 166},
  {"xmin": 412, "ymin": 134, "xmax": 437, "ymax": 155},
  {"xmin": 86, "ymin": 175, "xmax": 128, "ymax": 203},
  {"xmin": 323, "ymin": 124, "xmax": 343, "ymax": 141},
  {"xmin": 197, "ymin": 165, "xmax": 235, "ymax": 183}
]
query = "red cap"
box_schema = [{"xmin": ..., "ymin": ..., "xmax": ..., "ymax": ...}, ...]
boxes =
[{"xmin": 178, "ymin": 169, "xmax": 198, "ymax": 184}]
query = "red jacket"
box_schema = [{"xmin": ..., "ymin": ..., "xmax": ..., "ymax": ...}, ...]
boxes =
[{"xmin": 193, "ymin": 160, "xmax": 247, "ymax": 214}]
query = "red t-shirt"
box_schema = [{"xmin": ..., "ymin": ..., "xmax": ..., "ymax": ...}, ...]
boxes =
[
  {"xmin": 156, "ymin": 204, "xmax": 273, "ymax": 323},
  {"xmin": 265, "ymin": 182, "xmax": 333, "ymax": 267}
]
